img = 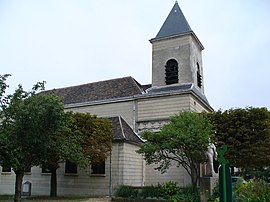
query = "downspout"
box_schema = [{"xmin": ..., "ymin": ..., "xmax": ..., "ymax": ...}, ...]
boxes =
[
  {"xmin": 142, "ymin": 156, "xmax": 145, "ymax": 186},
  {"xmin": 109, "ymin": 150, "xmax": 112, "ymax": 197},
  {"xmin": 133, "ymin": 99, "xmax": 137, "ymax": 131},
  {"xmin": 134, "ymin": 98, "xmax": 144, "ymax": 186}
]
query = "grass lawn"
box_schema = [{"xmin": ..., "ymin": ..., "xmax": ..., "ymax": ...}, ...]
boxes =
[
  {"xmin": 0, "ymin": 195, "xmax": 12, "ymax": 200},
  {"xmin": 26, "ymin": 196, "xmax": 96, "ymax": 200}
]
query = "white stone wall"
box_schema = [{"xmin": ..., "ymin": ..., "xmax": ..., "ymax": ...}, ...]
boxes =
[
  {"xmin": 145, "ymin": 162, "xmax": 191, "ymax": 187},
  {"xmin": 137, "ymin": 94, "xmax": 191, "ymax": 122},
  {"xmin": 151, "ymin": 35, "xmax": 199, "ymax": 87},
  {"xmin": 190, "ymin": 96, "xmax": 210, "ymax": 112},
  {"xmin": 0, "ymin": 160, "xmax": 111, "ymax": 196},
  {"xmin": 65, "ymin": 100, "xmax": 136, "ymax": 130},
  {"xmin": 0, "ymin": 142, "xmax": 143, "ymax": 196},
  {"xmin": 121, "ymin": 143, "xmax": 144, "ymax": 186},
  {"xmin": 190, "ymin": 37, "xmax": 204, "ymax": 94}
]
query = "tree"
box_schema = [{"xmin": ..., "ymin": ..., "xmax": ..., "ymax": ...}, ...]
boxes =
[
  {"xmin": 0, "ymin": 74, "xmax": 70, "ymax": 202},
  {"xmin": 207, "ymin": 107, "xmax": 270, "ymax": 170},
  {"xmin": 70, "ymin": 112, "xmax": 112, "ymax": 165},
  {"xmin": 46, "ymin": 112, "xmax": 113, "ymax": 197},
  {"xmin": 137, "ymin": 111, "xmax": 213, "ymax": 191},
  {"xmin": 42, "ymin": 111, "xmax": 83, "ymax": 197}
]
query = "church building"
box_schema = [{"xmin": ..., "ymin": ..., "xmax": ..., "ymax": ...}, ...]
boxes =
[{"xmin": 0, "ymin": 2, "xmax": 212, "ymax": 196}]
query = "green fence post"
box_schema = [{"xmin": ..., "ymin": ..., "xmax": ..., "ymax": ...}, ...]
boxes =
[{"xmin": 217, "ymin": 145, "xmax": 232, "ymax": 202}]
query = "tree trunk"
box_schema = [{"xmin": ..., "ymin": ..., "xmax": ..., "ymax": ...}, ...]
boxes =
[
  {"xmin": 190, "ymin": 165, "xmax": 199, "ymax": 193},
  {"xmin": 14, "ymin": 170, "xmax": 24, "ymax": 202},
  {"xmin": 50, "ymin": 167, "xmax": 57, "ymax": 197}
]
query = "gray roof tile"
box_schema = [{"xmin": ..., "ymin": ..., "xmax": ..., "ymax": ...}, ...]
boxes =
[
  {"xmin": 154, "ymin": 2, "xmax": 192, "ymax": 40},
  {"xmin": 46, "ymin": 77, "xmax": 145, "ymax": 105},
  {"xmin": 146, "ymin": 83, "xmax": 210, "ymax": 105},
  {"xmin": 108, "ymin": 116, "xmax": 143, "ymax": 145}
]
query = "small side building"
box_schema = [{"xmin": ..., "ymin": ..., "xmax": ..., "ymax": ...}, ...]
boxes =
[{"xmin": 0, "ymin": 116, "xmax": 144, "ymax": 196}]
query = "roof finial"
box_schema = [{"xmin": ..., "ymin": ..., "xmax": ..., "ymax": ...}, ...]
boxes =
[{"xmin": 175, "ymin": 0, "xmax": 178, "ymax": 4}]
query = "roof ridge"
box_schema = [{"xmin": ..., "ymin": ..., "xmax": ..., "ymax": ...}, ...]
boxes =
[
  {"xmin": 130, "ymin": 77, "xmax": 145, "ymax": 93},
  {"xmin": 47, "ymin": 76, "xmax": 134, "ymax": 91},
  {"xmin": 44, "ymin": 76, "xmax": 145, "ymax": 105},
  {"xmin": 118, "ymin": 116, "xmax": 126, "ymax": 140}
]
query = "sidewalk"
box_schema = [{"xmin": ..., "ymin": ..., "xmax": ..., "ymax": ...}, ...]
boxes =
[
  {"xmin": 2, "ymin": 197, "xmax": 111, "ymax": 202},
  {"xmin": 80, "ymin": 198, "xmax": 111, "ymax": 202}
]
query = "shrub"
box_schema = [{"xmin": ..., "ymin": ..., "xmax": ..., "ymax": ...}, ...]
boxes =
[
  {"xmin": 139, "ymin": 184, "xmax": 163, "ymax": 199},
  {"xmin": 162, "ymin": 181, "xmax": 180, "ymax": 196},
  {"xmin": 207, "ymin": 182, "xmax": 219, "ymax": 202},
  {"xmin": 181, "ymin": 186, "xmax": 200, "ymax": 202},
  {"xmin": 234, "ymin": 179, "xmax": 270, "ymax": 202},
  {"xmin": 163, "ymin": 185, "xmax": 199, "ymax": 202},
  {"xmin": 114, "ymin": 185, "xmax": 138, "ymax": 198},
  {"xmin": 171, "ymin": 192, "xmax": 199, "ymax": 202}
]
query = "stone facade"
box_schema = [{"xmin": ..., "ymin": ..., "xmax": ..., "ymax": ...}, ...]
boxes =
[
  {"xmin": 0, "ymin": 142, "xmax": 144, "ymax": 196},
  {"xmin": 151, "ymin": 34, "xmax": 204, "ymax": 94}
]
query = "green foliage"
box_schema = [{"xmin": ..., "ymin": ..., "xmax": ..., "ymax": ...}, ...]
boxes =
[
  {"xmin": 169, "ymin": 192, "xmax": 199, "ymax": 201},
  {"xmin": 207, "ymin": 183, "xmax": 219, "ymax": 202},
  {"xmin": 174, "ymin": 186, "xmax": 200, "ymax": 202},
  {"xmin": 114, "ymin": 183, "xmax": 200, "ymax": 202},
  {"xmin": 0, "ymin": 74, "xmax": 71, "ymax": 201},
  {"xmin": 0, "ymin": 78, "xmax": 69, "ymax": 171},
  {"xmin": 137, "ymin": 111, "xmax": 213, "ymax": 191},
  {"xmin": 162, "ymin": 181, "xmax": 180, "ymax": 196},
  {"xmin": 207, "ymin": 107, "xmax": 270, "ymax": 168},
  {"xmin": 70, "ymin": 112, "xmax": 113, "ymax": 166},
  {"xmin": 114, "ymin": 185, "xmax": 138, "ymax": 198},
  {"xmin": 234, "ymin": 179, "xmax": 270, "ymax": 202},
  {"xmin": 0, "ymin": 75, "xmax": 113, "ymax": 199},
  {"xmin": 42, "ymin": 103, "xmax": 112, "ymax": 197},
  {"xmin": 244, "ymin": 167, "xmax": 270, "ymax": 182},
  {"xmin": 0, "ymin": 195, "xmax": 12, "ymax": 200},
  {"xmin": 139, "ymin": 185, "xmax": 163, "ymax": 199},
  {"xmin": 170, "ymin": 192, "xmax": 199, "ymax": 202}
]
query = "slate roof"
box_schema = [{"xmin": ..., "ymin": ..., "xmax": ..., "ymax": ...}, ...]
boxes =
[
  {"xmin": 154, "ymin": 2, "xmax": 193, "ymax": 40},
  {"xmin": 108, "ymin": 116, "xmax": 143, "ymax": 145},
  {"xmin": 46, "ymin": 77, "xmax": 145, "ymax": 105},
  {"xmin": 145, "ymin": 83, "xmax": 210, "ymax": 105},
  {"xmin": 45, "ymin": 76, "xmax": 210, "ymax": 109}
]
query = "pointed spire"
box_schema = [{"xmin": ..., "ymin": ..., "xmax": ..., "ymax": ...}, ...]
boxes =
[{"xmin": 154, "ymin": 2, "xmax": 192, "ymax": 40}]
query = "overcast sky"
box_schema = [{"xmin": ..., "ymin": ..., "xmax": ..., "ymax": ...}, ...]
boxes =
[{"xmin": 0, "ymin": 0, "xmax": 269, "ymax": 110}]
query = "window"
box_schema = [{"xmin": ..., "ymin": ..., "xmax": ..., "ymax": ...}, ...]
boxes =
[
  {"xmin": 65, "ymin": 160, "xmax": 77, "ymax": 174},
  {"xmin": 196, "ymin": 63, "xmax": 202, "ymax": 88},
  {"xmin": 165, "ymin": 59, "xmax": 179, "ymax": 85},
  {"xmin": 91, "ymin": 161, "xmax": 105, "ymax": 175},
  {"xmin": 41, "ymin": 164, "xmax": 52, "ymax": 173},
  {"xmin": 2, "ymin": 165, "xmax": 11, "ymax": 173}
]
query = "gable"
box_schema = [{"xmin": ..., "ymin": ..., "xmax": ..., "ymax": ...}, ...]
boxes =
[{"xmin": 109, "ymin": 116, "xmax": 143, "ymax": 145}]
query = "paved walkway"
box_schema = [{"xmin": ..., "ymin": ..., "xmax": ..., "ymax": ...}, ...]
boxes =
[
  {"xmin": 82, "ymin": 198, "xmax": 111, "ymax": 202},
  {"xmin": 2, "ymin": 198, "xmax": 111, "ymax": 202}
]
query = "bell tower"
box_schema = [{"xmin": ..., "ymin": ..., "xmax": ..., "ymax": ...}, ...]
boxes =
[{"xmin": 150, "ymin": 2, "xmax": 205, "ymax": 93}]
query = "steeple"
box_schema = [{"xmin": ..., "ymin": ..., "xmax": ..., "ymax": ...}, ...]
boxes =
[
  {"xmin": 150, "ymin": 2, "xmax": 205, "ymax": 94},
  {"xmin": 154, "ymin": 1, "xmax": 192, "ymax": 40}
]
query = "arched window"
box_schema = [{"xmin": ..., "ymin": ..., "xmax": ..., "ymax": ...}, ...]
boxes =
[
  {"xmin": 165, "ymin": 59, "xmax": 178, "ymax": 85},
  {"xmin": 196, "ymin": 63, "xmax": 202, "ymax": 88}
]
